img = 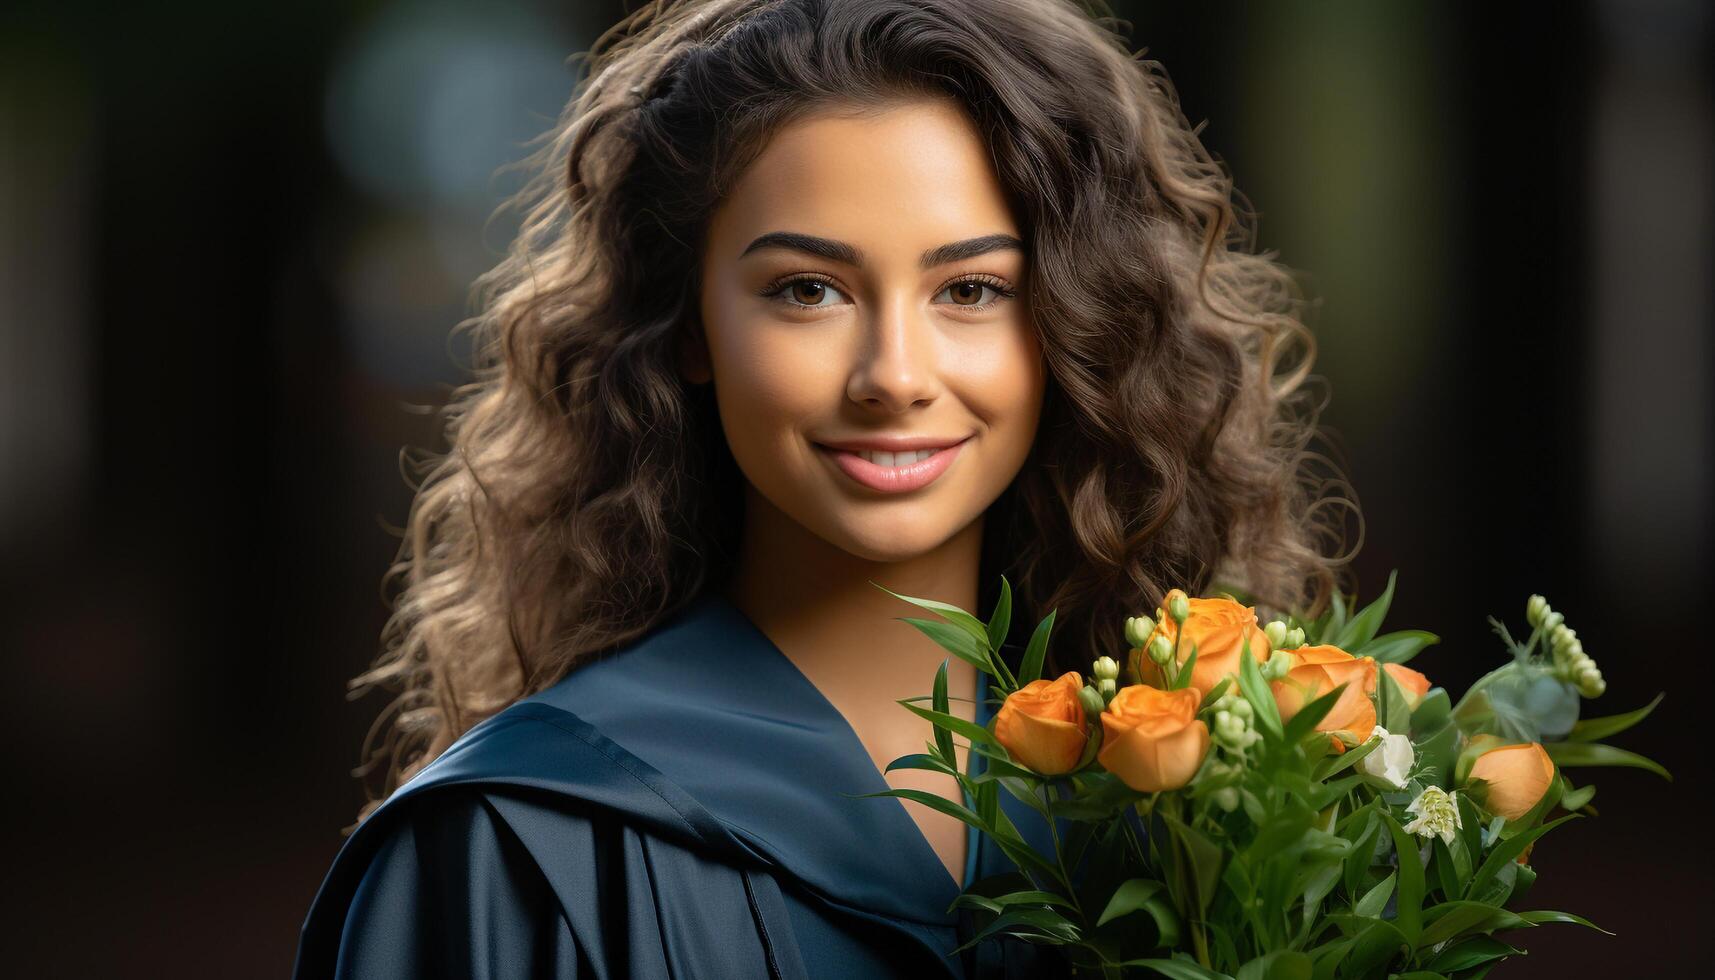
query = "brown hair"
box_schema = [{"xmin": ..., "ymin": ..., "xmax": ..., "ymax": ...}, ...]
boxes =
[{"xmin": 350, "ymin": 0, "xmax": 1360, "ymax": 820}]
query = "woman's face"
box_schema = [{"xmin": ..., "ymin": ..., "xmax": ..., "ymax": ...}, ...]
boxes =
[{"xmin": 692, "ymin": 98, "xmax": 1045, "ymax": 563}]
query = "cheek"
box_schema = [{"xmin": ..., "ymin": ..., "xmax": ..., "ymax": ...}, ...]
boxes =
[
  {"xmin": 950, "ymin": 321, "xmax": 1045, "ymax": 448},
  {"xmin": 705, "ymin": 322, "xmax": 844, "ymax": 466}
]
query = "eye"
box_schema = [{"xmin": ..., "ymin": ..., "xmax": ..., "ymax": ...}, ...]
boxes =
[
  {"xmin": 934, "ymin": 275, "xmax": 1017, "ymax": 310},
  {"xmin": 762, "ymin": 274, "xmax": 849, "ymax": 309}
]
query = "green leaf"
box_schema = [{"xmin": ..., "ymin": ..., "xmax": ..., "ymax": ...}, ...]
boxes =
[
  {"xmin": 896, "ymin": 698, "xmax": 1002, "ymax": 749},
  {"xmin": 1516, "ymin": 909, "xmax": 1614, "ymax": 934},
  {"xmin": 992, "ymin": 773, "xmax": 1046, "ymax": 814},
  {"xmin": 1283, "ymin": 683, "xmax": 1347, "ymax": 744},
  {"xmin": 1466, "ymin": 854, "xmax": 1516, "ymax": 908},
  {"xmin": 852, "ymin": 787, "xmax": 983, "ymax": 831},
  {"xmin": 1409, "ymin": 689, "xmax": 1452, "ymax": 734},
  {"xmin": 1301, "ymin": 863, "xmax": 1342, "ymax": 923},
  {"xmin": 1332, "ymin": 569, "xmax": 1397, "ymax": 651},
  {"xmin": 948, "ymin": 892, "xmax": 1003, "ymax": 915},
  {"xmin": 1466, "ymin": 814, "xmax": 1577, "ymax": 898},
  {"xmin": 1378, "ymin": 810, "xmax": 1425, "ymax": 945},
  {"xmin": 1307, "ymin": 772, "xmax": 1365, "ymax": 811},
  {"xmin": 990, "ymin": 889, "xmax": 1076, "ymax": 908},
  {"xmin": 1356, "ymin": 629, "xmax": 1439, "ymax": 666},
  {"xmin": 1341, "ymin": 919, "xmax": 1411, "ymax": 978},
  {"xmin": 1018, "ymin": 607, "xmax": 1055, "ymax": 689},
  {"xmin": 1543, "ymin": 740, "xmax": 1672, "ymax": 780},
  {"xmin": 1355, "ymin": 870, "xmax": 1395, "ymax": 917},
  {"xmin": 1456, "ymin": 793, "xmax": 1484, "ymax": 869},
  {"xmin": 1171, "ymin": 641, "xmax": 1200, "ymax": 690},
  {"xmin": 873, "ymin": 583, "xmax": 991, "ymax": 645},
  {"xmin": 948, "ymin": 906, "xmax": 1080, "ymax": 955},
  {"xmin": 1412, "ymin": 722, "xmax": 1461, "ymax": 790},
  {"xmin": 1559, "ymin": 781, "xmax": 1596, "ymax": 812},
  {"xmin": 1378, "ymin": 662, "xmax": 1412, "ymax": 734},
  {"xmin": 1237, "ymin": 950, "xmax": 1311, "ymax": 980},
  {"xmin": 968, "ymin": 755, "xmax": 1045, "ymax": 784},
  {"xmin": 1096, "ymin": 878, "xmax": 1169, "ymax": 926},
  {"xmin": 1511, "ymin": 860, "xmax": 1538, "ymax": 906},
  {"xmin": 1567, "ymin": 692, "xmax": 1662, "ymax": 743},
  {"xmin": 1140, "ymin": 894, "xmax": 1184, "ymax": 948},
  {"xmin": 1163, "ymin": 811, "xmax": 1224, "ymax": 917},
  {"xmin": 1325, "ymin": 589, "xmax": 1349, "ymax": 643},
  {"xmin": 985, "ymin": 811, "xmax": 1067, "ymax": 887},
  {"xmin": 1425, "ymin": 936, "xmax": 1522, "ymax": 973},
  {"xmin": 1341, "ymin": 804, "xmax": 1381, "ymax": 895},
  {"xmin": 883, "ymin": 752, "xmax": 957, "ymax": 777},
  {"xmin": 1316, "ymin": 733, "xmax": 1381, "ymax": 782},
  {"xmin": 1044, "ymin": 792, "xmax": 1140, "ymax": 821},
  {"xmin": 1117, "ymin": 958, "xmax": 1227, "ymax": 980},
  {"xmin": 986, "ymin": 576, "xmax": 1013, "ymax": 655},
  {"xmin": 1419, "ymin": 900, "xmax": 1526, "ymax": 948},
  {"xmin": 899, "ymin": 617, "xmax": 995, "ymax": 677},
  {"xmin": 931, "ymin": 660, "xmax": 955, "ymax": 765},
  {"xmin": 1238, "ymin": 636, "xmax": 1284, "ymax": 740},
  {"xmin": 1199, "ymin": 678, "xmax": 1233, "ymax": 711},
  {"xmin": 1430, "ymin": 836, "xmax": 1462, "ymax": 902},
  {"xmin": 979, "ymin": 777, "xmax": 1003, "ymax": 828},
  {"xmin": 951, "ymin": 888, "xmax": 1077, "ymax": 914},
  {"xmin": 1308, "ymin": 938, "xmax": 1352, "ymax": 980}
]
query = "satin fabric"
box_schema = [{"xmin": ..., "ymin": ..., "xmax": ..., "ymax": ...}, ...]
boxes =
[{"xmin": 292, "ymin": 591, "xmax": 1065, "ymax": 979}]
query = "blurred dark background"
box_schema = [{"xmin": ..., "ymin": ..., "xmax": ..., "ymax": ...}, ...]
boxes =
[{"xmin": 1, "ymin": 0, "xmax": 1707, "ymax": 975}]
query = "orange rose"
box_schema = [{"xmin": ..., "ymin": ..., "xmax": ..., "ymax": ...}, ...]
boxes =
[
  {"xmin": 1383, "ymin": 662, "xmax": 1432, "ymax": 709},
  {"xmin": 1468, "ymin": 742, "xmax": 1556, "ymax": 821},
  {"xmin": 993, "ymin": 671, "xmax": 1090, "ymax": 775},
  {"xmin": 1131, "ymin": 589, "xmax": 1271, "ymax": 697},
  {"xmin": 1097, "ymin": 684, "xmax": 1210, "ymax": 791},
  {"xmin": 1270, "ymin": 645, "xmax": 1377, "ymax": 752}
]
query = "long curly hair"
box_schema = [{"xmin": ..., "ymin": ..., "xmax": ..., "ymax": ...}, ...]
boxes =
[{"xmin": 349, "ymin": 0, "xmax": 1361, "ymax": 820}]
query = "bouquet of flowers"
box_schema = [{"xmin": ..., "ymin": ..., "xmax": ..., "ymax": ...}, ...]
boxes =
[{"xmin": 874, "ymin": 572, "xmax": 1668, "ymax": 978}]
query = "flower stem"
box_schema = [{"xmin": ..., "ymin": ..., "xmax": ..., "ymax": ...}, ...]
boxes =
[{"xmin": 1041, "ymin": 780, "xmax": 1085, "ymax": 921}]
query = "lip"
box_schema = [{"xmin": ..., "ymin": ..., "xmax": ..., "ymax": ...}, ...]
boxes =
[
  {"xmin": 813, "ymin": 434, "xmax": 971, "ymax": 493},
  {"xmin": 815, "ymin": 433, "xmax": 972, "ymax": 453}
]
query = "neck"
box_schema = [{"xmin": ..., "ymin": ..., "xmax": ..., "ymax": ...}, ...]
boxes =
[{"xmin": 724, "ymin": 484, "xmax": 984, "ymax": 698}]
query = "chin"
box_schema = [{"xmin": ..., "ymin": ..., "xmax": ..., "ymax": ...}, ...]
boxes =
[{"xmin": 822, "ymin": 515, "xmax": 958, "ymax": 565}]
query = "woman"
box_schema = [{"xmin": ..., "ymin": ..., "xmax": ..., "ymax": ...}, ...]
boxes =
[{"xmin": 293, "ymin": 0, "xmax": 1355, "ymax": 976}]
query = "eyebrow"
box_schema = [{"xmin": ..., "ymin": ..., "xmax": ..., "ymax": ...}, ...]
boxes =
[{"xmin": 738, "ymin": 231, "xmax": 1025, "ymax": 269}]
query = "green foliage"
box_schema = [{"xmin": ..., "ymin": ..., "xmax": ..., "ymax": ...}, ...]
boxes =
[
  {"xmin": 1020, "ymin": 606, "xmax": 1055, "ymax": 688},
  {"xmin": 1566, "ymin": 692, "xmax": 1661, "ymax": 742},
  {"xmin": 871, "ymin": 573, "xmax": 1663, "ymax": 978}
]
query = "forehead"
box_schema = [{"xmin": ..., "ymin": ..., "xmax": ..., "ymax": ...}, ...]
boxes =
[{"xmin": 709, "ymin": 98, "xmax": 1020, "ymax": 251}]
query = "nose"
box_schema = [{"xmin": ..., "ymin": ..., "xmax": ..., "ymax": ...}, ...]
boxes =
[{"xmin": 845, "ymin": 291, "xmax": 941, "ymax": 413}]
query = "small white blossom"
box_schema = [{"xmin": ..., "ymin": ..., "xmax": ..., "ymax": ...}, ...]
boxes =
[
  {"xmin": 1402, "ymin": 786, "xmax": 1462, "ymax": 845},
  {"xmin": 1358, "ymin": 725, "xmax": 1415, "ymax": 790}
]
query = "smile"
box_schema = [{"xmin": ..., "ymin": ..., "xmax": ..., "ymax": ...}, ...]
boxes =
[{"xmin": 813, "ymin": 437, "xmax": 970, "ymax": 493}]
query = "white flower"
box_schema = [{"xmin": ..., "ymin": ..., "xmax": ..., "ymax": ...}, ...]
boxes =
[
  {"xmin": 1402, "ymin": 786, "xmax": 1462, "ymax": 845},
  {"xmin": 1358, "ymin": 725, "xmax": 1415, "ymax": 790}
]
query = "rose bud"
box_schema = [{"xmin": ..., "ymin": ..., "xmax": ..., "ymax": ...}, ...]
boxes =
[{"xmin": 1468, "ymin": 742, "xmax": 1556, "ymax": 821}]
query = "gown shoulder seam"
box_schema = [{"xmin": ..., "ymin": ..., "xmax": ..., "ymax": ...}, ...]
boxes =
[{"xmin": 499, "ymin": 706, "xmax": 710, "ymax": 842}]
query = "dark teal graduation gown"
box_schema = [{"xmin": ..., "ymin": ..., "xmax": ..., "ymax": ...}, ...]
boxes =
[{"xmin": 291, "ymin": 591, "xmax": 1063, "ymax": 978}]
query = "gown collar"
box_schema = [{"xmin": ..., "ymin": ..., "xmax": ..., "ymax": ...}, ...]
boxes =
[{"xmin": 527, "ymin": 589, "xmax": 996, "ymax": 928}]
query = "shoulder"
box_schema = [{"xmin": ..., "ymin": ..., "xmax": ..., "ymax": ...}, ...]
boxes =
[
  {"xmin": 293, "ymin": 785, "xmax": 576, "ymax": 979},
  {"xmin": 292, "ymin": 696, "xmax": 772, "ymax": 978},
  {"xmin": 294, "ymin": 778, "xmax": 794, "ymax": 980}
]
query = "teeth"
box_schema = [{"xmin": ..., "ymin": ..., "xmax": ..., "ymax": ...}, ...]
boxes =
[{"xmin": 856, "ymin": 448, "xmax": 936, "ymax": 467}]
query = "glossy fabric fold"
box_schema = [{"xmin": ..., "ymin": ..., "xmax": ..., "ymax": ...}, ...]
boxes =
[{"xmin": 293, "ymin": 592, "xmax": 1064, "ymax": 978}]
